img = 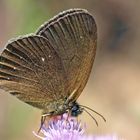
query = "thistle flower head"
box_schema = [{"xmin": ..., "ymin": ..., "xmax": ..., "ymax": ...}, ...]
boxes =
[
  {"xmin": 33, "ymin": 114, "xmax": 122, "ymax": 140},
  {"xmin": 34, "ymin": 114, "xmax": 84, "ymax": 140}
]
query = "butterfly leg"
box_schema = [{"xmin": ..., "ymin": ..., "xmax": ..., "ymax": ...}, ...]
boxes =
[
  {"xmin": 38, "ymin": 112, "xmax": 52, "ymax": 133},
  {"xmin": 38, "ymin": 115, "xmax": 47, "ymax": 133},
  {"xmin": 62, "ymin": 111, "xmax": 70, "ymax": 126},
  {"xmin": 66, "ymin": 111, "xmax": 70, "ymax": 121}
]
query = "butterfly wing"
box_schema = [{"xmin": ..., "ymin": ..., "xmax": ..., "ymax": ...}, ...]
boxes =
[
  {"xmin": 0, "ymin": 35, "xmax": 67, "ymax": 109},
  {"xmin": 36, "ymin": 9, "xmax": 97, "ymax": 102}
]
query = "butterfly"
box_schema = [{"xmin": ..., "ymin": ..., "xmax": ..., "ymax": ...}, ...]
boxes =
[{"xmin": 0, "ymin": 9, "xmax": 105, "ymax": 128}]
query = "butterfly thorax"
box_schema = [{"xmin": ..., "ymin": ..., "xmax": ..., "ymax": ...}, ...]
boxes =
[{"xmin": 42, "ymin": 99, "xmax": 83, "ymax": 117}]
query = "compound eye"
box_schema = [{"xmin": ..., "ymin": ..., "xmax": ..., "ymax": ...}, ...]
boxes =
[{"xmin": 72, "ymin": 104, "xmax": 79, "ymax": 111}]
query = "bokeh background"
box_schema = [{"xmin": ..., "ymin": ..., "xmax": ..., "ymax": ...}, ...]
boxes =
[{"xmin": 0, "ymin": 0, "xmax": 140, "ymax": 140}]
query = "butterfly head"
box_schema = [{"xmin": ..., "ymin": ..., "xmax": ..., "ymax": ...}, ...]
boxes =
[
  {"xmin": 68, "ymin": 101, "xmax": 83, "ymax": 117},
  {"xmin": 57, "ymin": 101, "xmax": 83, "ymax": 117}
]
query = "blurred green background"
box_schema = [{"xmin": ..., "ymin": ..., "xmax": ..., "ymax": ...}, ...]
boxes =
[{"xmin": 0, "ymin": 0, "xmax": 140, "ymax": 140}]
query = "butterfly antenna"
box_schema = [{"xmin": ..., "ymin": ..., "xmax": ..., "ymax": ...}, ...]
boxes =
[
  {"xmin": 83, "ymin": 108, "xmax": 98, "ymax": 126},
  {"xmin": 80, "ymin": 105, "xmax": 106, "ymax": 122}
]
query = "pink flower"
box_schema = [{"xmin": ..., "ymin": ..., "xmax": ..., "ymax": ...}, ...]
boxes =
[{"xmin": 33, "ymin": 114, "xmax": 122, "ymax": 140}]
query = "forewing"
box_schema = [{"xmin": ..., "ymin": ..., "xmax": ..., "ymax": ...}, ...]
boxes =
[
  {"xmin": 36, "ymin": 9, "xmax": 97, "ymax": 101},
  {"xmin": 0, "ymin": 35, "xmax": 67, "ymax": 109}
]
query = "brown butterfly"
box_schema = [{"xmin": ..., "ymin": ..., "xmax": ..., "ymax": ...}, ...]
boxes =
[{"xmin": 0, "ymin": 9, "xmax": 105, "ymax": 128}]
